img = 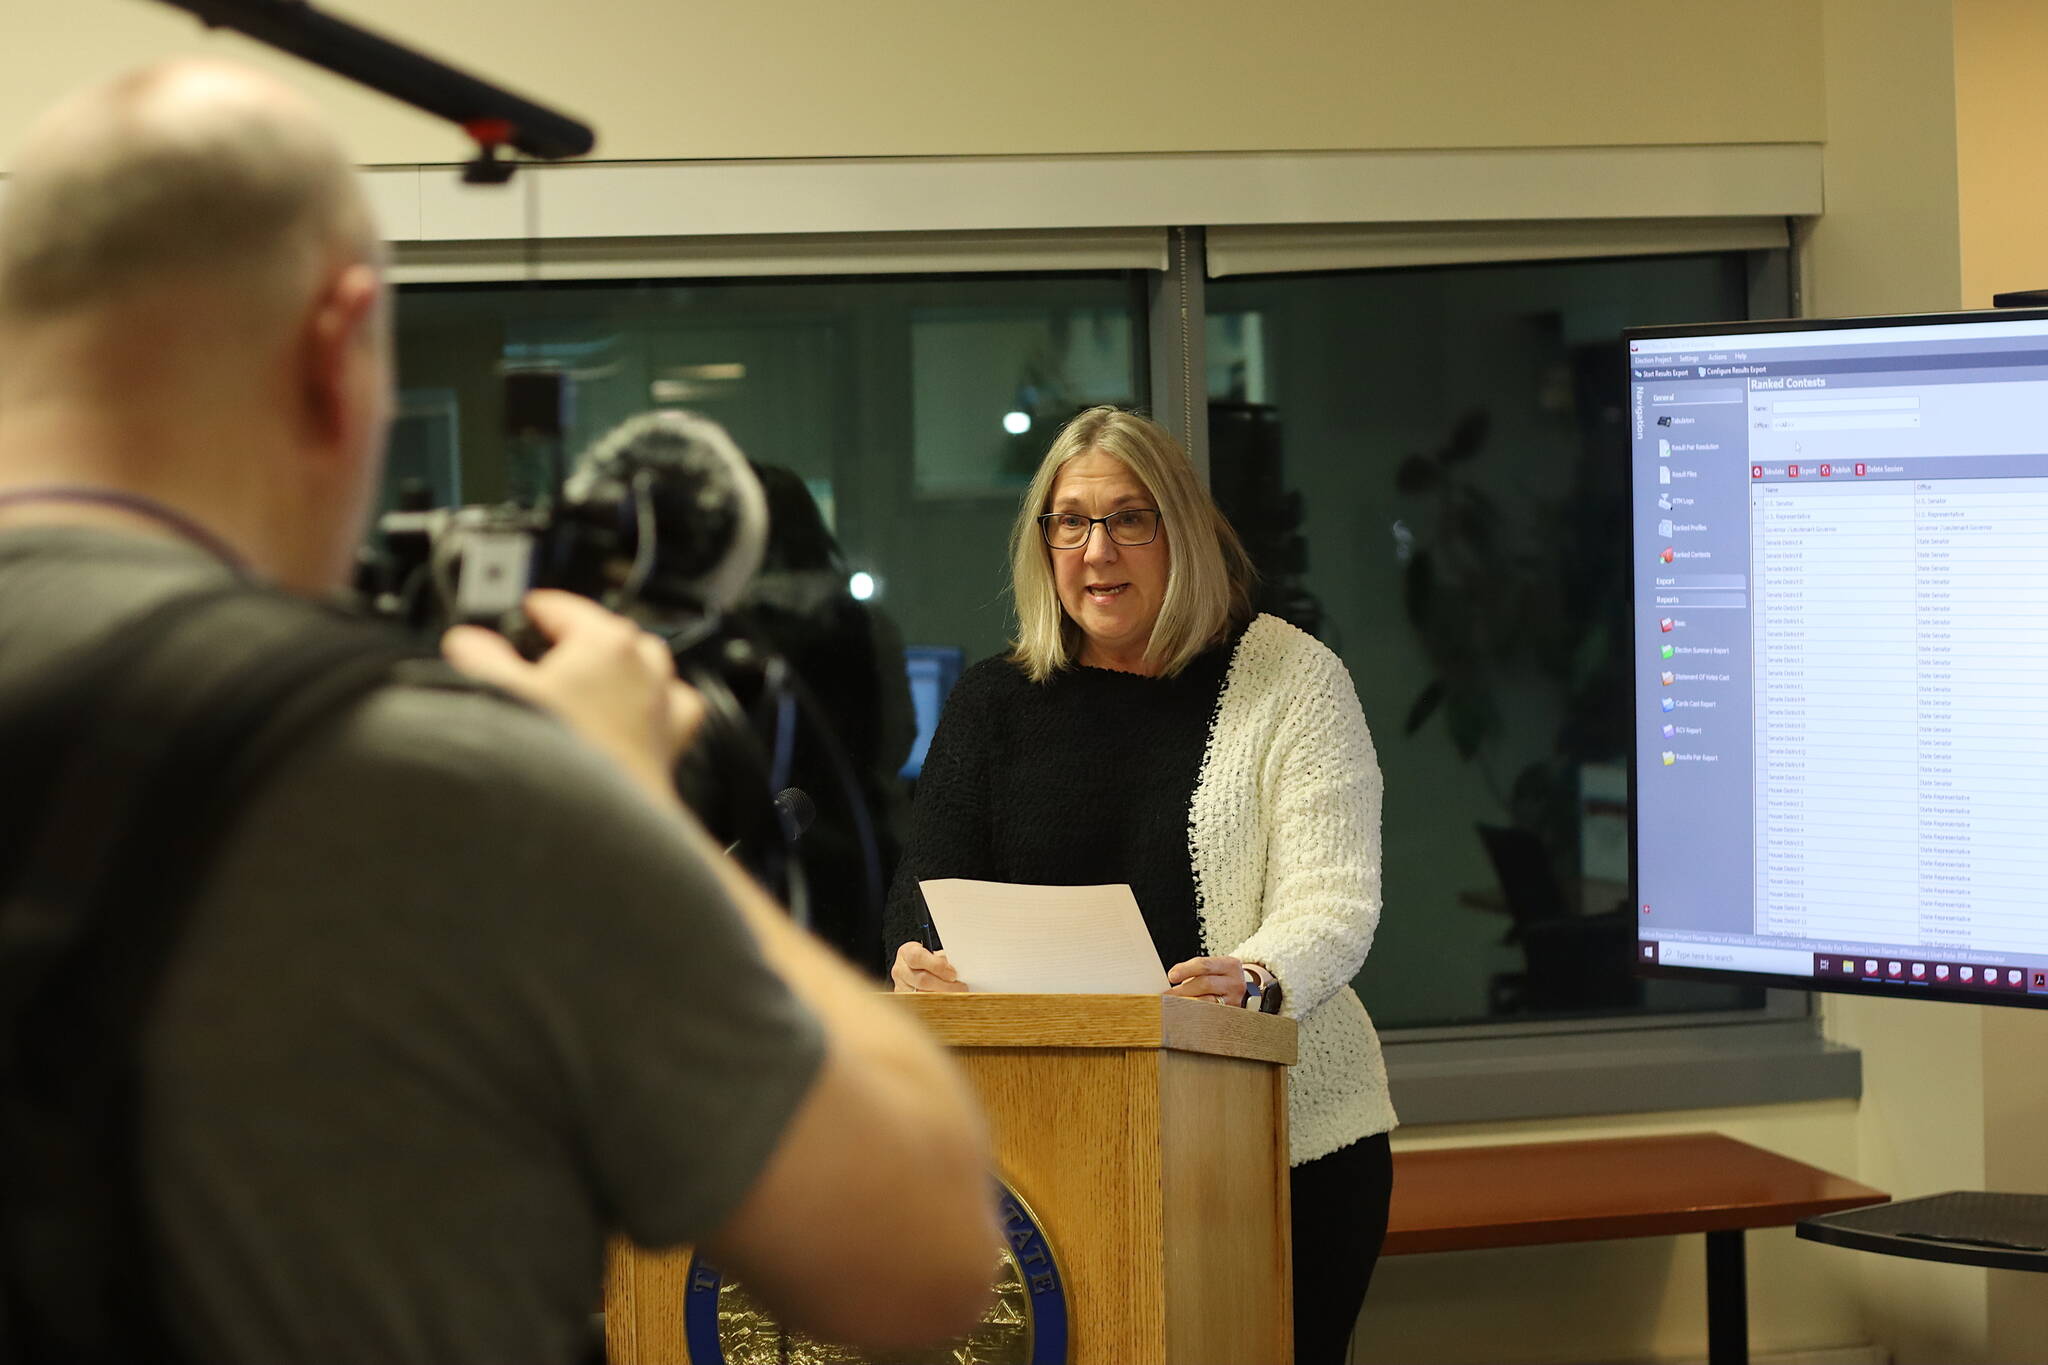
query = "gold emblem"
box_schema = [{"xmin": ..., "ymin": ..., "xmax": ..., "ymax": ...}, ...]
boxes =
[
  {"xmin": 710, "ymin": 1252, "xmax": 1030, "ymax": 1364},
  {"xmin": 681, "ymin": 1175, "xmax": 1066, "ymax": 1364}
]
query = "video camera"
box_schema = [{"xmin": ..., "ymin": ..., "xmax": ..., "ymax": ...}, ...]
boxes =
[
  {"xmin": 367, "ymin": 408, "xmax": 766, "ymax": 638},
  {"xmin": 359, "ymin": 408, "xmax": 879, "ymax": 929}
]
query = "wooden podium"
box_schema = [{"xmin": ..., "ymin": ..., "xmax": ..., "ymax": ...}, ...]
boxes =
[{"xmin": 604, "ymin": 993, "xmax": 1297, "ymax": 1365}]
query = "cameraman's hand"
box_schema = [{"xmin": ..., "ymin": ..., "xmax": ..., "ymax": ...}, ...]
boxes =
[{"xmin": 442, "ymin": 590, "xmax": 702, "ymax": 804}]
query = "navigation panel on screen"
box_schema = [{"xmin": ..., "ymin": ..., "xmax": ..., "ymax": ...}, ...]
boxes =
[{"xmin": 1627, "ymin": 309, "xmax": 2048, "ymax": 1008}]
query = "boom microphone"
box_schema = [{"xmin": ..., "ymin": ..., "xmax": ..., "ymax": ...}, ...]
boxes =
[{"xmin": 146, "ymin": 0, "xmax": 596, "ymax": 161}]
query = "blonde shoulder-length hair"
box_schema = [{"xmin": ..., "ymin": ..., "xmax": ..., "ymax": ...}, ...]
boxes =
[{"xmin": 1008, "ymin": 406, "xmax": 1255, "ymax": 682}]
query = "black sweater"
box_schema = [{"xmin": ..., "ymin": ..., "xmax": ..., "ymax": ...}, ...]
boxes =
[{"xmin": 883, "ymin": 641, "xmax": 1237, "ymax": 971}]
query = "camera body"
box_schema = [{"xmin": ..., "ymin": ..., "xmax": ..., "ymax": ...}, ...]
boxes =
[
  {"xmin": 365, "ymin": 409, "xmax": 768, "ymax": 644},
  {"xmin": 357, "ymin": 411, "xmax": 857, "ymax": 923}
]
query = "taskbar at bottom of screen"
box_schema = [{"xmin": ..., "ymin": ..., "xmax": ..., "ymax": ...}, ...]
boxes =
[
  {"xmin": 1636, "ymin": 939, "xmax": 2048, "ymax": 999},
  {"xmin": 1810, "ymin": 951, "xmax": 2048, "ymax": 997}
]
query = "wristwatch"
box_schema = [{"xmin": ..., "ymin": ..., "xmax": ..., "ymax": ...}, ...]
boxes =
[{"xmin": 1241, "ymin": 965, "xmax": 1284, "ymax": 1015}]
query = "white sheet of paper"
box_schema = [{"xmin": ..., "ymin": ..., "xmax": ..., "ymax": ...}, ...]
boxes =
[{"xmin": 918, "ymin": 878, "xmax": 1169, "ymax": 994}]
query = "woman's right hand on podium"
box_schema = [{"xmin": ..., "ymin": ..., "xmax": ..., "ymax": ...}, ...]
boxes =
[{"xmin": 892, "ymin": 942, "xmax": 968, "ymax": 993}]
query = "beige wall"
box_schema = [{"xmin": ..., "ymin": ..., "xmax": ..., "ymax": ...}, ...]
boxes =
[
  {"xmin": 1981, "ymin": 1011, "xmax": 2048, "ymax": 1361},
  {"xmin": 4, "ymin": 0, "xmax": 1824, "ymax": 168},
  {"xmin": 8, "ymin": 3, "xmax": 2043, "ymax": 1364},
  {"xmin": 1825, "ymin": 997, "xmax": 1989, "ymax": 1363},
  {"xmin": 1950, "ymin": 12, "xmax": 2048, "ymax": 1359},
  {"xmin": 1802, "ymin": 0, "xmax": 1963, "ymax": 320},
  {"xmin": 1954, "ymin": 0, "xmax": 2048, "ymax": 306}
]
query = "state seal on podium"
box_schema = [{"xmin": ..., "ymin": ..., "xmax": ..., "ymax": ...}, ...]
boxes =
[{"xmin": 681, "ymin": 1174, "xmax": 1068, "ymax": 1364}]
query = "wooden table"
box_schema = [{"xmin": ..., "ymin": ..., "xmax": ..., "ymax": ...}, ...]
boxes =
[{"xmin": 1383, "ymin": 1133, "xmax": 1888, "ymax": 1365}]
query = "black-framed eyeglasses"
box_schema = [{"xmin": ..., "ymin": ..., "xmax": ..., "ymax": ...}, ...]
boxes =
[{"xmin": 1036, "ymin": 508, "xmax": 1163, "ymax": 549}]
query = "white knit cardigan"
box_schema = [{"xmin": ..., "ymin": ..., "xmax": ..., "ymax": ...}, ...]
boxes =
[{"xmin": 1190, "ymin": 614, "xmax": 1397, "ymax": 1165}]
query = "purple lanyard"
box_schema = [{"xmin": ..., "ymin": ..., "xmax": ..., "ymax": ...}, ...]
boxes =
[{"xmin": 0, "ymin": 485, "xmax": 252, "ymax": 576}]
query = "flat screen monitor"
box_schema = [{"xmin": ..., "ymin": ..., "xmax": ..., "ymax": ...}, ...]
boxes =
[
  {"xmin": 1627, "ymin": 308, "xmax": 2048, "ymax": 1008},
  {"xmin": 899, "ymin": 645, "xmax": 965, "ymax": 779}
]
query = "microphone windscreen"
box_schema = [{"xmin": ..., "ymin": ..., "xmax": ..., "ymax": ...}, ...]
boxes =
[
  {"xmin": 773, "ymin": 787, "xmax": 817, "ymax": 841},
  {"xmin": 566, "ymin": 410, "xmax": 768, "ymax": 614}
]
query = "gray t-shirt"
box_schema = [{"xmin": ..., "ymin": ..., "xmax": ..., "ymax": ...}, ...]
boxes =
[{"xmin": 0, "ymin": 527, "xmax": 826, "ymax": 1364}]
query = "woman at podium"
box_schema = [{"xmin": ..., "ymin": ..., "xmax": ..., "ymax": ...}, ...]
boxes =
[{"xmin": 885, "ymin": 406, "xmax": 1396, "ymax": 1365}]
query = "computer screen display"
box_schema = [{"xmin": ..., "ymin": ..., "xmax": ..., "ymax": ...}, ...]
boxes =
[
  {"xmin": 1628, "ymin": 308, "xmax": 2048, "ymax": 1008},
  {"xmin": 899, "ymin": 645, "xmax": 966, "ymax": 779}
]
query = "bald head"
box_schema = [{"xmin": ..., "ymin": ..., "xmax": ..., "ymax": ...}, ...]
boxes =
[
  {"xmin": 0, "ymin": 59, "xmax": 378, "ymax": 323},
  {"xmin": 0, "ymin": 60, "xmax": 395, "ymax": 595}
]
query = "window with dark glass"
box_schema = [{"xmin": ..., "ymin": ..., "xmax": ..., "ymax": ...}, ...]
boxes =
[
  {"xmin": 1205, "ymin": 252, "xmax": 1770, "ymax": 1029},
  {"xmin": 388, "ymin": 272, "xmax": 1150, "ymax": 972}
]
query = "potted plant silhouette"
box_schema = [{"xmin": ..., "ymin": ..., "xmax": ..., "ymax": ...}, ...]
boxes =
[{"xmin": 1395, "ymin": 354, "xmax": 1636, "ymax": 1012}]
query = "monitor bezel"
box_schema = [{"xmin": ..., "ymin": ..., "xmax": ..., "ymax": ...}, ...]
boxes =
[
  {"xmin": 1626, "ymin": 304, "xmax": 2048, "ymax": 1010},
  {"xmin": 1623, "ymin": 304, "xmax": 2048, "ymax": 346}
]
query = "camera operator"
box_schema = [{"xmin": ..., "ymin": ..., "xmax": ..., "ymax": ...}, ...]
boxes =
[
  {"xmin": 0, "ymin": 58, "xmax": 994, "ymax": 1364},
  {"xmin": 735, "ymin": 462, "xmax": 919, "ymax": 970}
]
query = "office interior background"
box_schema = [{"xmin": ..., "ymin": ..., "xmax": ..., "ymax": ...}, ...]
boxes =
[{"xmin": 7, "ymin": 1, "xmax": 2048, "ymax": 1361}]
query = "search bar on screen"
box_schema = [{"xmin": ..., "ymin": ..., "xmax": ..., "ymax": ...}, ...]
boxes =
[
  {"xmin": 1655, "ymin": 942, "xmax": 1813, "ymax": 975},
  {"xmin": 1772, "ymin": 396, "xmax": 1921, "ymax": 414}
]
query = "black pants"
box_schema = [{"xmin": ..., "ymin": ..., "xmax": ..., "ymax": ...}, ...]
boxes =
[{"xmin": 1289, "ymin": 1132, "xmax": 1393, "ymax": 1365}]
